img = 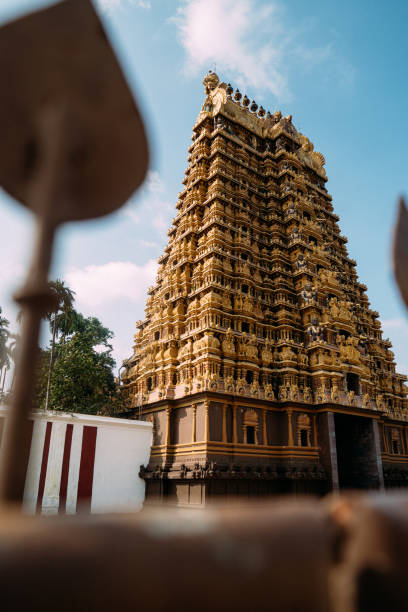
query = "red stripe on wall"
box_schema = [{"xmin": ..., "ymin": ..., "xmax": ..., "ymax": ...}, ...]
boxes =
[
  {"xmin": 21, "ymin": 419, "xmax": 34, "ymax": 498},
  {"xmin": 36, "ymin": 421, "xmax": 52, "ymax": 513},
  {"xmin": 77, "ymin": 425, "xmax": 97, "ymax": 513},
  {"xmin": 58, "ymin": 423, "xmax": 73, "ymax": 514}
]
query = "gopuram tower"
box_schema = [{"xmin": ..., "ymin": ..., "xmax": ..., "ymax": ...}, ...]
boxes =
[{"xmin": 123, "ymin": 71, "xmax": 408, "ymax": 504}]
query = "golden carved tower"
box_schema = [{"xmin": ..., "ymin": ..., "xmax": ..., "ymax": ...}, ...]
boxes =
[{"xmin": 123, "ymin": 72, "xmax": 408, "ymax": 504}]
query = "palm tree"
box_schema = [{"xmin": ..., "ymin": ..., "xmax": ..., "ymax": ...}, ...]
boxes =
[
  {"xmin": 1, "ymin": 332, "xmax": 19, "ymax": 397},
  {"xmin": 0, "ymin": 307, "xmax": 10, "ymax": 392},
  {"xmin": 44, "ymin": 280, "xmax": 75, "ymax": 411}
]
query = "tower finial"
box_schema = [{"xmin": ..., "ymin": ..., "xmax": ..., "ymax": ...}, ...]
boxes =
[{"xmin": 203, "ymin": 70, "xmax": 219, "ymax": 95}]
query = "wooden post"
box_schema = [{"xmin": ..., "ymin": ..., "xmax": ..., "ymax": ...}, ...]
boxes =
[
  {"xmin": 222, "ymin": 404, "xmax": 227, "ymax": 443},
  {"xmin": 287, "ymin": 409, "xmax": 294, "ymax": 447},
  {"xmin": 192, "ymin": 404, "xmax": 197, "ymax": 443}
]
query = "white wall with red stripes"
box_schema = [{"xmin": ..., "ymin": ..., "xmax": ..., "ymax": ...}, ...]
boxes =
[{"xmin": 0, "ymin": 408, "xmax": 152, "ymax": 514}]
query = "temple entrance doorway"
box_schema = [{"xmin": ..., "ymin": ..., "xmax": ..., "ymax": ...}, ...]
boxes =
[{"xmin": 334, "ymin": 414, "xmax": 381, "ymax": 490}]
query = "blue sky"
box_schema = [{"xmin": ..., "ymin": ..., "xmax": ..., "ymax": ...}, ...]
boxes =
[{"xmin": 0, "ymin": 0, "xmax": 407, "ymax": 378}]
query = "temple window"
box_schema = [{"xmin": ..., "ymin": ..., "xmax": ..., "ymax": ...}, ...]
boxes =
[
  {"xmin": 297, "ymin": 414, "xmax": 311, "ymax": 447},
  {"xmin": 346, "ymin": 373, "xmax": 359, "ymax": 394},
  {"xmin": 243, "ymin": 409, "xmax": 259, "ymax": 444},
  {"xmin": 391, "ymin": 429, "xmax": 401, "ymax": 454},
  {"xmin": 246, "ymin": 426, "xmax": 255, "ymax": 444},
  {"xmin": 154, "ymin": 331, "xmax": 160, "ymax": 340},
  {"xmin": 246, "ymin": 370, "xmax": 254, "ymax": 384}
]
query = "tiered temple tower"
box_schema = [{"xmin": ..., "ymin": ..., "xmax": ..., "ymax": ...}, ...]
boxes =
[{"xmin": 122, "ymin": 71, "xmax": 408, "ymax": 504}]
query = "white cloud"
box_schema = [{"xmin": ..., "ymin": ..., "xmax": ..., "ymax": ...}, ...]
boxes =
[
  {"xmin": 146, "ymin": 170, "xmax": 165, "ymax": 194},
  {"xmin": 65, "ymin": 259, "xmax": 158, "ymax": 367},
  {"xmin": 172, "ymin": 0, "xmax": 289, "ymax": 99},
  {"xmin": 66, "ymin": 260, "xmax": 157, "ymax": 309},
  {"xmin": 141, "ymin": 240, "xmax": 160, "ymax": 248},
  {"xmin": 381, "ymin": 318, "xmax": 408, "ymax": 332}
]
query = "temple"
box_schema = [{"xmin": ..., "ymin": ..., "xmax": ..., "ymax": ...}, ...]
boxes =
[{"xmin": 122, "ymin": 71, "xmax": 408, "ymax": 504}]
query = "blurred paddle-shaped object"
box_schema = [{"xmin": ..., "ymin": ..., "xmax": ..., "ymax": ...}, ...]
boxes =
[
  {"xmin": 0, "ymin": 0, "xmax": 149, "ymax": 504},
  {"xmin": 393, "ymin": 197, "xmax": 408, "ymax": 309}
]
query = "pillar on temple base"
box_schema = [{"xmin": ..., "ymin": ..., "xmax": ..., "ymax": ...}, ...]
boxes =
[
  {"xmin": 192, "ymin": 404, "xmax": 197, "ymax": 443},
  {"xmin": 232, "ymin": 403, "xmax": 238, "ymax": 445},
  {"xmin": 287, "ymin": 409, "xmax": 294, "ymax": 447}
]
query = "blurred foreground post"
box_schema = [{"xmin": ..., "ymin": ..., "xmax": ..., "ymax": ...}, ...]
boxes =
[
  {"xmin": 0, "ymin": 0, "xmax": 148, "ymax": 504},
  {"xmin": 393, "ymin": 196, "xmax": 408, "ymax": 310}
]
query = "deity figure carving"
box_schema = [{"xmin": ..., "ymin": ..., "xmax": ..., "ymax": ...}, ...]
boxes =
[
  {"xmin": 295, "ymin": 253, "xmax": 308, "ymax": 271},
  {"xmin": 307, "ymin": 317, "xmax": 325, "ymax": 343},
  {"xmin": 376, "ymin": 394, "xmax": 385, "ymax": 411},
  {"xmin": 280, "ymin": 346, "xmax": 297, "ymax": 362},
  {"xmin": 164, "ymin": 340, "xmax": 178, "ymax": 361},
  {"xmin": 175, "ymin": 300, "xmax": 185, "ymax": 316},
  {"xmin": 316, "ymin": 385, "xmax": 326, "ymax": 403},
  {"xmin": 337, "ymin": 336, "xmax": 361, "ymax": 365},
  {"xmin": 278, "ymin": 385, "xmax": 289, "ymax": 401},
  {"xmin": 290, "ymin": 226, "xmax": 302, "ymax": 241},
  {"xmin": 236, "ymin": 376, "xmax": 246, "ymax": 394},
  {"xmin": 222, "ymin": 292, "xmax": 232, "ymax": 309},
  {"xmin": 234, "ymin": 294, "xmax": 244, "ymax": 311},
  {"xmin": 290, "ymin": 383, "xmax": 300, "ymax": 401},
  {"xmin": 224, "ymin": 375, "xmax": 235, "ymax": 392},
  {"xmin": 338, "ymin": 300, "xmax": 352, "ymax": 321},
  {"xmin": 362, "ymin": 393, "xmax": 371, "ymax": 409},
  {"xmin": 222, "ymin": 328, "xmax": 236, "ymax": 356},
  {"xmin": 243, "ymin": 297, "xmax": 253, "ymax": 314},
  {"xmin": 264, "ymin": 384, "xmax": 275, "ymax": 400},
  {"xmin": 250, "ymin": 379, "xmax": 260, "ymax": 395},
  {"xmin": 245, "ymin": 334, "xmax": 259, "ymax": 360},
  {"xmin": 301, "ymin": 283, "xmax": 317, "ymax": 305},
  {"xmin": 329, "ymin": 298, "xmax": 340, "ymax": 319},
  {"xmin": 285, "ymin": 201, "xmax": 296, "ymax": 215},
  {"xmin": 330, "ymin": 384, "xmax": 340, "ymax": 402},
  {"xmin": 303, "ymin": 387, "xmax": 313, "ymax": 403},
  {"xmin": 201, "ymin": 332, "xmax": 220, "ymax": 352},
  {"xmin": 297, "ymin": 351, "xmax": 308, "ymax": 367},
  {"xmin": 347, "ymin": 390, "xmax": 355, "ymax": 405},
  {"xmin": 261, "ymin": 341, "xmax": 273, "ymax": 366}
]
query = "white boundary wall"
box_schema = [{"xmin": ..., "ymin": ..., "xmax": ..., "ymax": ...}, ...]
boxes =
[{"xmin": 0, "ymin": 407, "xmax": 152, "ymax": 514}]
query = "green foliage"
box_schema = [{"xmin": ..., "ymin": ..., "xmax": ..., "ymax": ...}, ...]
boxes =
[
  {"xmin": 0, "ymin": 306, "xmax": 10, "ymax": 371},
  {"xmin": 39, "ymin": 314, "xmax": 127, "ymax": 415}
]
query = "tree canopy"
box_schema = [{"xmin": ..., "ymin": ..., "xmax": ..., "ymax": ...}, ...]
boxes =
[{"xmin": 36, "ymin": 311, "xmax": 126, "ymax": 415}]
